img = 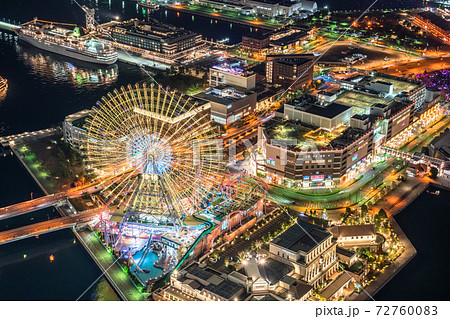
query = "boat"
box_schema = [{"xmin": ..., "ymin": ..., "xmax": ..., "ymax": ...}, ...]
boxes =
[
  {"xmin": 13, "ymin": 18, "xmax": 118, "ymax": 65},
  {"xmin": 140, "ymin": 1, "xmax": 160, "ymax": 11}
]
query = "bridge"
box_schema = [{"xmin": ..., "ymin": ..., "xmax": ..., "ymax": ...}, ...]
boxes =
[
  {"xmin": 0, "ymin": 181, "xmax": 104, "ymax": 221},
  {"xmin": 0, "ymin": 208, "xmax": 101, "ymax": 245},
  {"xmin": 0, "ymin": 194, "xmax": 67, "ymax": 220},
  {"xmin": 0, "ymin": 127, "xmax": 61, "ymax": 147},
  {"xmin": 381, "ymin": 145, "xmax": 446, "ymax": 171}
]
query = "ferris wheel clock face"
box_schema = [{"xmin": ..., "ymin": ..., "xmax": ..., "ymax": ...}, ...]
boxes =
[{"xmin": 85, "ymin": 83, "xmax": 223, "ymax": 224}]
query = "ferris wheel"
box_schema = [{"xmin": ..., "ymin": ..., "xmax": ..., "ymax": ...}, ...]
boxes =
[{"xmin": 85, "ymin": 83, "xmax": 223, "ymax": 229}]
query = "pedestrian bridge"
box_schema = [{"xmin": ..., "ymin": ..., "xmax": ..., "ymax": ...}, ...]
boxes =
[
  {"xmin": 0, "ymin": 21, "xmax": 19, "ymax": 32},
  {"xmin": 381, "ymin": 146, "xmax": 446, "ymax": 170}
]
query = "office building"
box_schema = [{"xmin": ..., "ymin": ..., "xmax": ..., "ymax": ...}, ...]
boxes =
[{"xmin": 266, "ymin": 54, "xmax": 315, "ymax": 91}]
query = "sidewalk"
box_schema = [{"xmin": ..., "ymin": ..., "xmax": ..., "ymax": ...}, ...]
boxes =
[
  {"xmin": 374, "ymin": 178, "xmax": 429, "ymax": 217},
  {"xmin": 74, "ymin": 229, "xmax": 144, "ymax": 301}
]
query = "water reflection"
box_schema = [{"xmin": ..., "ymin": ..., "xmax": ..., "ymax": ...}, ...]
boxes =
[{"xmin": 15, "ymin": 42, "xmax": 118, "ymax": 90}]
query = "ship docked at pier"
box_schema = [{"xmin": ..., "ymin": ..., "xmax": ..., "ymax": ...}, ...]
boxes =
[{"xmin": 13, "ymin": 18, "xmax": 118, "ymax": 65}]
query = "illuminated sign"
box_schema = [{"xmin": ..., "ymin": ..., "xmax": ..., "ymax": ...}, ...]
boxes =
[
  {"xmin": 352, "ymin": 153, "xmax": 358, "ymax": 161},
  {"xmin": 311, "ymin": 175, "xmax": 325, "ymax": 181},
  {"xmin": 161, "ymin": 236, "xmax": 180, "ymax": 249},
  {"xmin": 267, "ymin": 158, "xmax": 275, "ymax": 165}
]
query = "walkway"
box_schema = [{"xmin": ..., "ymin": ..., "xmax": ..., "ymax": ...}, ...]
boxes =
[
  {"xmin": 0, "ymin": 127, "xmax": 60, "ymax": 147},
  {"xmin": 374, "ymin": 178, "xmax": 429, "ymax": 217},
  {"xmin": 117, "ymin": 52, "xmax": 169, "ymax": 71},
  {"xmin": 348, "ymin": 217, "xmax": 417, "ymax": 301},
  {"xmin": 75, "ymin": 230, "xmax": 144, "ymax": 301},
  {"xmin": 348, "ymin": 178, "xmax": 427, "ymax": 300}
]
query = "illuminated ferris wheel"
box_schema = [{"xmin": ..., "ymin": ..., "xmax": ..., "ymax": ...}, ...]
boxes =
[{"xmin": 85, "ymin": 83, "xmax": 223, "ymax": 229}]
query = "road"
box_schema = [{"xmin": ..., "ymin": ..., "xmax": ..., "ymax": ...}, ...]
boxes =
[
  {"xmin": 0, "ymin": 194, "xmax": 66, "ymax": 220},
  {"xmin": 0, "ymin": 208, "xmax": 101, "ymax": 245},
  {"xmin": 0, "ymin": 181, "xmax": 103, "ymax": 220}
]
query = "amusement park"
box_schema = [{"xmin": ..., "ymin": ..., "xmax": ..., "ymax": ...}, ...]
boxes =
[{"xmin": 83, "ymin": 83, "xmax": 268, "ymax": 289}]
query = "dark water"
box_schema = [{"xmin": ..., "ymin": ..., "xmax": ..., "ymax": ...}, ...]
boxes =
[
  {"xmin": 0, "ymin": 154, "xmax": 119, "ymax": 300},
  {"xmin": 375, "ymin": 185, "xmax": 450, "ymax": 301},
  {"xmin": 0, "ymin": 31, "xmax": 146, "ymax": 135},
  {"xmin": 0, "ymin": 154, "xmax": 44, "ymax": 207},
  {"xmin": 0, "ymin": 228, "xmax": 119, "ymax": 301},
  {"xmin": 0, "ymin": 206, "xmax": 60, "ymax": 232}
]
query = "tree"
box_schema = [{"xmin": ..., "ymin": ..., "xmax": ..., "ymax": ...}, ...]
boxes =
[
  {"xmin": 211, "ymin": 251, "xmax": 219, "ymax": 261},
  {"xmin": 237, "ymin": 251, "xmax": 247, "ymax": 263},
  {"xmin": 361, "ymin": 204, "xmax": 368, "ymax": 216},
  {"xmin": 254, "ymin": 240, "xmax": 263, "ymax": 250},
  {"xmin": 430, "ymin": 167, "xmax": 438, "ymax": 179},
  {"xmin": 374, "ymin": 208, "xmax": 388, "ymax": 226}
]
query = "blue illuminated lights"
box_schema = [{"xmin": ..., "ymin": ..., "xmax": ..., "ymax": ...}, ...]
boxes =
[{"xmin": 128, "ymin": 132, "xmax": 174, "ymax": 175}]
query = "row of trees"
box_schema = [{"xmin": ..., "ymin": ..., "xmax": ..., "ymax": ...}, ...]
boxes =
[{"xmin": 340, "ymin": 206, "xmax": 387, "ymax": 227}]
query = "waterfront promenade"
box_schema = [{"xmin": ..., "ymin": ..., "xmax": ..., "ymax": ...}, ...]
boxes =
[
  {"xmin": 348, "ymin": 178, "xmax": 428, "ymax": 300},
  {"xmin": 349, "ymin": 216, "xmax": 417, "ymax": 300},
  {"xmin": 74, "ymin": 230, "xmax": 144, "ymax": 301}
]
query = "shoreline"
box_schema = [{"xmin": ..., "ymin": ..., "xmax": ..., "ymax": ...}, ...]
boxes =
[
  {"xmin": 10, "ymin": 145, "xmax": 50, "ymax": 196},
  {"xmin": 73, "ymin": 229, "xmax": 145, "ymax": 301},
  {"xmin": 163, "ymin": 5, "xmax": 280, "ymax": 31},
  {"xmin": 7, "ymin": 141, "xmax": 143, "ymax": 300},
  {"xmin": 349, "ymin": 179, "xmax": 431, "ymax": 300}
]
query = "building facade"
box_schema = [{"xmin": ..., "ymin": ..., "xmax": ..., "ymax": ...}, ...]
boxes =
[
  {"xmin": 62, "ymin": 109, "xmax": 92, "ymax": 151},
  {"xmin": 209, "ymin": 62, "xmax": 256, "ymax": 90},
  {"xmin": 194, "ymin": 85, "xmax": 257, "ymax": 125},
  {"xmin": 269, "ymin": 220, "xmax": 338, "ymax": 288},
  {"xmin": 104, "ymin": 19, "xmax": 204, "ymax": 64},
  {"xmin": 266, "ymin": 54, "xmax": 315, "ymax": 91}
]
